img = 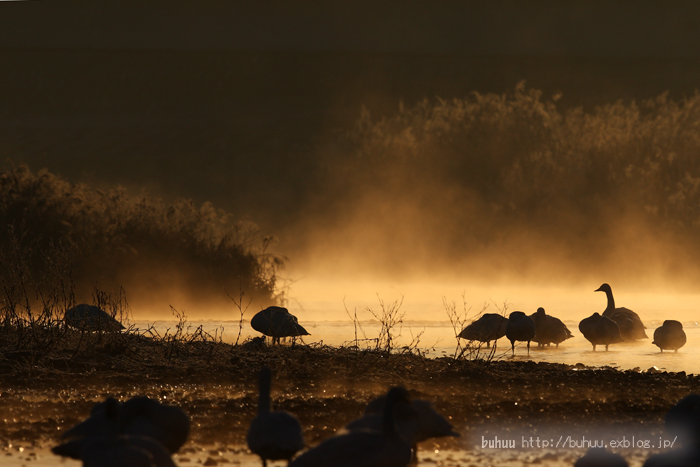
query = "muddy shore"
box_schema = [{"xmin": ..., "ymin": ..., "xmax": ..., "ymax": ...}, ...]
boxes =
[{"xmin": 1, "ymin": 336, "xmax": 698, "ymax": 465}]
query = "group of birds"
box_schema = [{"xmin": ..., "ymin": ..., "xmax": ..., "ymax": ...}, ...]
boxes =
[
  {"xmin": 458, "ymin": 283, "xmax": 688, "ymax": 355},
  {"xmin": 50, "ymin": 366, "xmax": 459, "ymax": 467},
  {"xmin": 52, "ymin": 395, "xmax": 190, "ymax": 466},
  {"xmin": 52, "ymin": 369, "xmax": 700, "ymax": 467},
  {"xmin": 248, "ymin": 366, "xmax": 459, "ymax": 467}
]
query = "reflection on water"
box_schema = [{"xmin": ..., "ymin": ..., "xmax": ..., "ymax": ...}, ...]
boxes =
[{"xmin": 132, "ymin": 318, "xmax": 700, "ymax": 375}]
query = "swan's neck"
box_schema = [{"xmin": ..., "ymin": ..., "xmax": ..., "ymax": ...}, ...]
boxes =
[
  {"xmin": 258, "ymin": 373, "xmax": 272, "ymax": 414},
  {"xmin": 382, "ymin": 400, "xmax": 398, "ymax": 439},
  {"xmin": 602, "ymin": 290, "xmax": 615, "ymax": 315}
]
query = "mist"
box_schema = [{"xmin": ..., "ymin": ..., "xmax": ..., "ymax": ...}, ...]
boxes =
[{"xmin": 3, "ymin": 2, "xmax": 700, "ymax": 321}]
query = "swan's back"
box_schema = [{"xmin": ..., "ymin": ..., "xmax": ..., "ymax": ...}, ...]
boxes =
[
  {"xmin": 290, "ymin": 386, "xmax": 412, "ymax": 467},
  {"xmin": 60, "ymin": 396, "xmax": 190, "ymax": 454},
  {"xmin": 251, "ymin": 306, "xmax": 310, "ymax": 339},
  {"xmin": 506, "ymin": 312, "xmax": 536, "ymax": 342},
  {"xmin": 457, "ymin": 313, "xmax": 507, "ymax": 342}
]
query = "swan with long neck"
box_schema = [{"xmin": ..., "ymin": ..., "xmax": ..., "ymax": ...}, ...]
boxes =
[
  {"xmin": 595, "ymin": 283, "xmax": 647, "ymax": 340},
  {"xmin": 247, "ymin": 367, "xmax": 305, "ymax": 467}
]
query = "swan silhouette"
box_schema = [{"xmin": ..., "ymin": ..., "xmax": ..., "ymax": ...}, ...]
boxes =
[
  {"xmin": 65, "ymin": 304, "xmax": 125, "ymax": 332},
  {"xmin": 251, "ymin": 306, "xmax": 310, "ymax": 344},
  {"xmin": 579, "ymin": 312, "xmax": 623, "ymax": 351},
  {"xmin": 505, "ymin": 311, "xmax": 536, "ymax": 356},
  {"xmin": 288, "ymin": 386, "xmax": 413, "ymax": 467},
  {"xmin": 346, "ymin": 395, "xmax": 459, "ymax": 462},
  {"xmin": 247, "ymin": 367, "xmax": 304, "ymax": 466},
  {"xmin": 652, "ymin": 320, "xmax": 686, "ymax": 352},
  {"xmin": 52, "ymin": 397, "xmax": 177, "ymax": 467},
  {"xmin": 457, "ymin": 313, "xmax": 507, "ymax": 348},
  {"xmin": 595, "ymin": 284, "xmax": 647, "ymax": 340},
  {"xmin": 59, "ymin": 396, "xmax": 190, "ymax": 454},
  {"xmin": 645, "ymin": 394, "xmax": 700, "ymax": 466},
  {"xmin": 529, "ymin": 307, "xmax": 573, "ymax": 347}
]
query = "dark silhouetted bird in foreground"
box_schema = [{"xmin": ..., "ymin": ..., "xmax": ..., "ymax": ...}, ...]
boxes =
[
  {"xmin": 346, "ymin": 393, "xmax": 459, "ymax": 463},
  {"xmin": 289, "ymin": 386, "xmax": 413, "ymax": 467},
  {"xmin": 247, "ymin": 366, "xmax": 305, "ymax": 467},
  {"xmin": 52, "ymin": 397, "xmax": 179, "ymax": 467}
]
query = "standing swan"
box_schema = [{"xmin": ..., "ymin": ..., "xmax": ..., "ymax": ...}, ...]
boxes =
[
  {"xmin": 529, "ymin": 307, "xmax": 573, "ymax": 347},
  {"xmin": 595, "ymin": 284, "xmax": 647, "ymax": 340},
  {"xmin": 652, "ymin": 320, "xmax": 687, "ymax": 352},
  {"xmin": 505, "ymin": 311, "xmax": 536, "ymax": 356},
  {"xmin": 251, "ymin": 306, "xmax": 310, "ymax": 344},
  {"xmin": 579, "ymin": 313, "xmax": 623, "ymax": 351},
  {"xmin": 457, "ymin": 313, "xmax": 508, "ymax": 348},
  {"xmin": 288, "ymin": 386, "xmax": 413, "ymax": 467},
  {"xmin": 247, "ymin": 367, "xmax": 305, "ymax": 467}
]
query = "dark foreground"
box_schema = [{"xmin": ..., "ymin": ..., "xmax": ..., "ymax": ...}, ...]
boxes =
[{"xmin": 1, "ymin": 333, "xmax": 698, "ymax": 466}]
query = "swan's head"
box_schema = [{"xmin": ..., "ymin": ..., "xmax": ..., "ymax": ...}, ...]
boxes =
[
  {"xmin": 508, "ymin": 311, "xmax": 527, "ymax": 320},
  {"xmin": 535, "ymin": 307, "xmax": 545, "ymax": 315},
  {"xmin": 594, "ymin": 283, "xmax": 612, "ymax": 294}
]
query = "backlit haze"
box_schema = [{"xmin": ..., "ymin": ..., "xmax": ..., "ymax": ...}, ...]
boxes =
[{"xmin": 3, "ymin": 1, "xmax": 700, "ymax": 324}]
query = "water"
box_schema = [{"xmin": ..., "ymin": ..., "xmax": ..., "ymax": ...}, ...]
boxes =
[{"xmin": 132, "ymin": 317, "xmax": 700, "ymax": 374}]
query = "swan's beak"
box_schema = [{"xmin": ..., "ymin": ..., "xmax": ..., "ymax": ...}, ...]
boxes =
[{"xmin": 594, "ymin": 286, "xmax": 603, "ymax": 292}]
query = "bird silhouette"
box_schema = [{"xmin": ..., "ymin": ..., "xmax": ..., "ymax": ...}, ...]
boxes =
[
  {"xmin": 251, "ymin": 306, "xmax": 310, "ymax": 344},
  {"xmin": 579, "ymin": 312, "xmax": 623, "ymax": 351},
  {"xmin": 52, "ymin": 397, "xmax": 177, "ymax": 467},
  {"xmin": 595, "ymin": 283, "xmax": 647, "ymax": 340},
  {"xmin": 65, "ymin": 304, "xmax": 125, "ymax": 332},
  {"xmin": 59, "ymin": 396, "xmax": 190, "ymax": 454},
  {"xmin": 652, "ymin": 320, "xmax": 687, "ymax": 353},
  {"xmin": 289, "ymin": 386, "xmax": 413, "ymax": 467},
  {"xmin": 247, "ymin": 367, "xmax": 305, "ymax": 467},
  {"xmin": 529, "ymin": 307, "xmax": 573, "ymax": 347},
  {"xmin": 346, "ymin": 395, "xmax": 459, "ymax": 463},
  {"xmin": 505, "ymin": 311, "xmax": 536, "ymax": 356},
  {"xmin": 645, "ymin": 394, "xmax": 700, "ymax": 466},
  {"xmin": 457, "ymin": 313, "xmax": 508, "ymax": 348}
]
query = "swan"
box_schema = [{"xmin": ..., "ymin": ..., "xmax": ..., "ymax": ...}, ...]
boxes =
[
  {"xmin": 288, "ymin": 386, "xmax": 413, "ymax": 467},
  {"xmin": 529, "ymin": 307, "xmax": 573, "ymax": 347},
  {"xmin": 52, "ymin": 397, "xmax": 176, "ymax": 467},
  {"xmin": 664, "ymin": 394, "xmax": 700, "ymax": 448},
  {"xmin": 59, "ymin": 396, "xmax": 190, "ymax": 454},
  {"xmin": 578, "ymin": 312, "xmax": 623, "ymax": 351},
  {"xmin": 65, "ymin": 304, "xmax": 125, "ymax": 332},
  {"xmin": 645, "ymin": 394, "xmax": 700, "ymax": 466},
  {"xmin": 575, "ymin": 447, "xmax": 628, "ymax": 467},
  {"xmin": 247, "ymin": 367, "xmax": 304, "ymax": 466},
  {"xmin": 595, "ymin": 284, "xmax": 647, "ymax": 340},
  {"xmin": 346, "ymin": 395, "xmax": 459, "ymax": 462},
  {"xmin": 251, "ymin": 306, "xmax": 310, "ymax": 344},
  {"xmin": 457, "ymin": 313, "xmax": 507, "ymax": 347},
  {"xmin": 505, "ymin": 311, "xmax": 536, "ymax": 356},
  {"xmin": 652, "ymin": 320, "xmax": 687, "ymax": 353}
]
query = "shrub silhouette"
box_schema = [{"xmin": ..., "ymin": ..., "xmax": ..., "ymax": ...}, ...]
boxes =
[{"xmin": 0, "ymin": 165, "xmax": 281, "ymax": 310}]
